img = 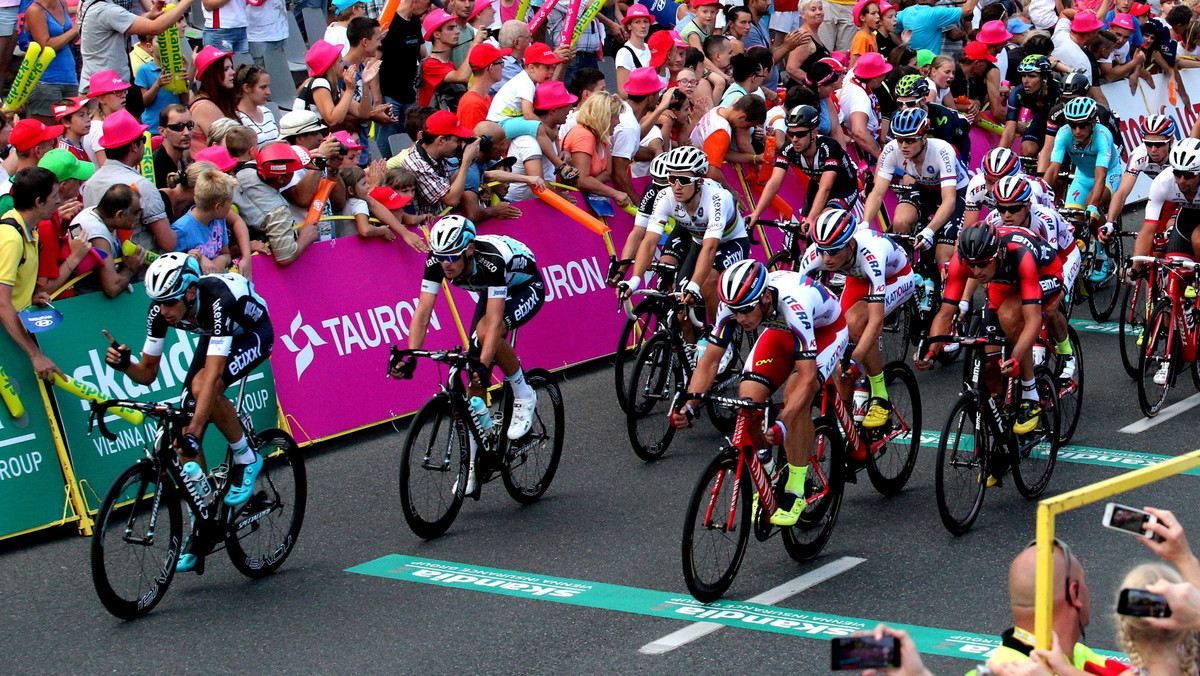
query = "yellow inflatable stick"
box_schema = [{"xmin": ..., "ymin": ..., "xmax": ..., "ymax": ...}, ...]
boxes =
[
  {"xmin": 139, "ymin": 132, "xmax": 154, "ymax": 182},
  {"xmin": 5, "ymin": 43, "xmax": 56, "ymax": 111},
  {"xmin": 53, "ymin": 374, "xmax": 145, "ymax": 425},
  {"xmin": 0, "ymin": 365, "xmax": 25, "ymax": 419},
  {"xmin": 122, "ymin": 240, "xmax": 159, "ymax": 264},
  {"xmin": 157, "ymin": 10, "xmax": 188, "ymax": 95}
]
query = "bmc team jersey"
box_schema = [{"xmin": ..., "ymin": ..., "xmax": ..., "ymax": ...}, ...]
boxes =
[
  {"xmin": 964, "ymin": 173, "xmax": 1056, "ymax": 212},
  {"xmin": 794, "ymin": 229, "xmax": 910, "ymax": 301},
  {"xmin": 709, "ymin": 271, "xmax": 842, "ymax": 358},
  {"xmin": 1144, "ymin": 168, "xmax": 1200, "ymax": 224},
  {"xmin": 776, "ymin": 136, "xmax": 858, "ymax": 198},
  {"xmin": 143, "ymin": 273, "xmax": 269, "ymax": 358},
  {"xmin": 1050, "ymin": 124, "xmax": 1122, "ymax": 178},
  {"xmin": 421, "ymin": 235, "xmax": 538, "ymax": 299},
  {"xmin": 943, "ymin": 226, "xmax": 1062, "ymax": 306},
  {"xmin": 876, "ymin": 137, "xmax": 970, "ymax": 191},
  {"xmin": 983, "ymin": 203, "xmax": 1075, "ymax": 257},
  {"xmin": 1124, "ymin": 143, "xmax": 1170, "ymax": 181},
  {"xmin": 646, "ymin": 179, "xmax": 749, "ymax": 244}
]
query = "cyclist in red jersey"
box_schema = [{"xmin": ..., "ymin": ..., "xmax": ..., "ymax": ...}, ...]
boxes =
[{"xmin": 917, "ymin": 223, "xmax": 1064, "ymax": 437}]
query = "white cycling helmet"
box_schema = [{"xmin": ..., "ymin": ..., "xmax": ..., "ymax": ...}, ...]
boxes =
[
  {"xmin": 811, "ymin": 209, "xmax": 857, "ymax": 251},
  {"xmin": 982, "ymin": 147, "xmax": 1021, "ymax": 180},
  {"xmin": 662, "ymin": 145, "xmax": 709, "ymax": 176},
  {"xmin": 428, "ymin": 215, "xmax": 476, "ymax": 255},
  {"xmin": 1170, "ymin": 138, "xmax": 1200, "ymax": 172},
  {"xmin": 649, "ymin": 154, "xmax": 671, "ymax": 182},
  {"xmin": 144, "ymin": 252, "xmax": 201, "ymax": 302}
]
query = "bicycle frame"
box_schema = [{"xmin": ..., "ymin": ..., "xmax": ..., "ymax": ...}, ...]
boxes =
[{"xmin": 1138, "ymin": 257, "xmax": 1200, "ymax": 363}]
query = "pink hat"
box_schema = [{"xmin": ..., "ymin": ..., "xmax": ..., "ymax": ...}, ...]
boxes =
[
  {"xmin": 831, "ymin": 51, "xmax": 850, "ymax": 69},
  {"xmin": 669, "ymin": 29, "xmax": 687, "ymax": 47},
  {"xmin": 623, "ymin": 67, "xmax": 665, "ymax": 96},
  {"xmin": 305, "ymin": 40, "xmax": 343, "ymax": 77},
  {"xmin": 194, "ymin": 145, "xmax": 237, "ymax": 172},
  {"xmin": 331, "ymin": 130, "xmax": 363, "ymax": 149},
  {"xmin": 98, "ymin": 110, "xmax": 149, "ymax": 149},
  {"xmin": 878, "ymin": 1, "xmax": 896, "ymax": 14},
  {"xmin": 622, "ymin": 3, "xmax": 652, "ymax": 25},
  {"xmin": 852, "ymin": 51, "xmax": 891, "ymax": 79},
  {"xmin": 852, "ymin": 0, "xmax": 879, "ymax": 27},
  {"xmin": 977, "ymin": 19, "xmax": 1012, "ymax": 45},
  {"xmin": 1071, "ymin": 12, "xmax": 1104, "ymax": 33},
  {"xmin": 533, "ymin": 81, "xmax": 578, "ymax": 109},
  {"xmin": 468, "ymin": 0, "xmax": 492, "ymax": 20},
  {"xmin": 423, "ymin": 8, "xmax": 457, "ymax": 41},
  {"xmin": 86, "ymin": 69, "xmax": 130, "ymax": 98},
  {"xmin": 194, "ymin": 45, "xmax": 231, "ymax": 79},
  {"xmin": 370, "ymin": 186, "xmax": 413, "ymax": 210},
  {"xmin": 1109, "ymin": 12, "xmax": 1136, "ymax": 31}
]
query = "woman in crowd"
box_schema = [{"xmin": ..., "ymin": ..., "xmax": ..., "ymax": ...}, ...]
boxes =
[
  {"xmin": 926, "ymin": 55, "xmax": 958, "ymax": 108},
  {"xmin": 23, "ymin": 0, "xmax": 80, "ymax": 124},
  {"xmin": 563, "ymin": 92, "xmax": 631, "ymax": 208},
  {"xmin": 235, "ymin": 65, "xmax": 279, "ymax": 145},
  {"xmin": 82, "ymin": 70, "xmax": 131, "ymax": 165},
  {"xmin": 296, "ymin": 39, "xmax": 358, "ymax": 129},
  {"xmin": 850, "ymin": 0, "xmax": 882, "ymax": 69},
  {"xmin": 159, "ymin": 159, "xmax": 204, "ymax": 225},
  {"xmin": 616, "ymin": 4, "xmax": 653, "ymax": 96},
  {"xmin": 190, "ymin": 46, "xmax": 239, "ymax": 148},
  {"xmin": 786, "ymin": 0, "xmax": 832, "ymax": 84}
]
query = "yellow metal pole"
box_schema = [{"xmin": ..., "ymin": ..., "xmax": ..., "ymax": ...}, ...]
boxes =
[
  {"xmin": 1034, "ymin": 502, "xmax": 1056, "ymax": 651},
  {"xmin": 735, "ymin": 165, "xmax": 774, "ymax": 260},
  {"xmin": 37, "ymin": 377, "xmax": 93, "ymax": 535}
]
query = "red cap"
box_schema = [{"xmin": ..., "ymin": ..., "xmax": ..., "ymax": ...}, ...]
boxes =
[
  {"xmin": 524, "ymin": 41, "xmax": 564, "ymax": 66},
  {"xmin": 691, "ymin": 0, "xmax": 721, "ymax": 6},
  {"xmin": 962, "ymin": 40, "xmax": 998, "ymax": 62},
  {"xmin": 369, "ymin": 186, "xmax": 413, "ymax": 210},
  {"xmin": 533, "ymin": 81, "xmax": 578, "ymax": 109},
  {"xmin": 195, "ymin": 45, "xmax": 231, "ymax": 79},
  {"xmin": 648, "ymin": 30, "xmax": 676, "ymax": 69},
  {"xmin": 86, "ymin": 69, "xmax": 130, "ymax": 97},
  {"xmin": 52, "ymin": 97, "xmax": 87, "ymax": 121},
  {"xmin": 977, "ymin": 19, "xmax": 1012, "ymax": 45},
  {"xmin": 1130, "ymin": 2, "xmax": 1152, "ymax": 16},
  {"xmin": 194, "ymin": 146, "xmax": 237, "ymax": 172},
  {"xmin": 10, "ymin": 119, "xmax": 64, "ymax": 152},
  {"xmin": 424, "ymin": 110, "xmax": 473, "ymax": 137},
  {"xmin": 469, "ymin": 42, "xmax": 512, "ymax": 69},
  {"xmin": 256, "ymin": 143, "xmax": 304, "ymax": 177},
  {"xmin": 1070, "ymin": 12, "xmax": 1104, "ymax": 32},
  {"xmin": 97, "ymin": 110, "xmax": 149, "ymax": 149}
]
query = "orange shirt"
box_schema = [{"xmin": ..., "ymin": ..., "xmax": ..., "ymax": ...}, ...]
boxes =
[
  {"xmin": 562, "ymin": 125, "xmax": 609, "ymax": 177},
  {"xmin": 689, "ymin": 107, "xmax": 732, "ymax": 168},
  {"xmin": 457, "ymin": 91, "xmax": 491, "ymax": 132},
  {"xmin": 850, "ymin": 31, "xmax": 878, "ymax": 58}
]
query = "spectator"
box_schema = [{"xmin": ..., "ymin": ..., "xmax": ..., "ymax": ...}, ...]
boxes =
[
  {"xmin": 961, "ymin": 40, "xmax": 1005, "ymax": 123},
  {"xmin": 154, "ymin": 104, "xmax": 194, "ymax": 188},
  {"xmin": 690, "ymin": 94, "xmax": 768, "ymax": 197},
  {"xmin": 657, "ymin": 29, "xmax": 692, "ymax": 88},
  {"xmin": 458, "ymin": 43, "xmax": 512, "ymax": 131},
  {"xmin": 563, "ymin": 92, "xmax": 630, "ymax": 208},
  {"xmin": 745, "ymin": 0, "xmax": 794, "ymax": 93},
  {"xmin": 1053, "ymin": 11, "xmax": 1104, "ymax": 86},
  {"xmin": 378, "ymin": 167, "xmax": 429, "ymax": 226},
  {"xmin": 202, "ymin": 0, "xmax": 249, "ymax": 54},
  {"xmin": 1117, "ymin": 563, "xmax": 1200, "ymax": 676},
  {"xmin": 170, "ymin": 165, "xmax": 239, "ymax": 274},
  {"xmin": 805, "ymin": 60, "xmax": 851, "ymax": 146},
  {"xmin": 331, "ymin": 130, "xmax": 364, "ymax": 165},
  {"xmin": 237, "ymin": 143, "xmax": 318, "ymax": 266},
  {"xmin": 1004, "ymin": 18, "xmax": 1034, "ymax": 82},
  {"xmin": 681, "ymin": 0, "xmax": 722, "ymax": 51},
  {"xmin": 1102, "ymin": 14, "xmax": 1145, "ymax": 87},
  {"xmin": 0, "ymin": 120, "xmax": 64, "ymax": 217},
  {"xmin": 925, "ymin": 54, "xmax": 958, "ymax": 108},
  {"xmin": 400, "ymin": 110, "xmax": 483, "ymax": 215},
  {"xmin": 725, "ymin": 5, "xmax": 753, "ymax": 45},
  {"xmin": 190, "ymin": 46, "xmax": 238, "ymax": 148},
  {"xmin": 445, "ymin": 0, "xmax": 476, "ymax": 67},
  {"xmin": 979, "ymin": 20, "xmax": 1015, "ymax": 82},
  {"xmin": 235, "ymin": 65, "xmax": 279, "ymax": 146},
  {"xmin": 467, "ymin": 0, "xmax": 494, "ymax": 37},
  {"xmin": 698, "ymin": 35, "xmax": 733, "ymax": 107},
  {"xmin": 492, "ymin": 19, "xmax": 532, "ymax": 96},
  {"xmin": 134, "ymin": 35, "xmax": 186, "ymax": 130},
  {"xmin": 54, "ymin": 98, "xmax": 92, "ymax": 163},
  {"xmin": 158, "ymin": 149, "xmax": 199, "ymax": 225},
  {"xmin": 721, "ymin": 53, "xmax": 765, "ymax": 107},
  {"xmin": 247, "ymin": 0, "xmax": 289, "ymax": 69},
  {"xmin": 787, "ymin": 0, "xmax": 833, "ymax": 85},
  {"xmin": 839, "ymin": 51, "xmax": 891, "ymax": 162},
  {"xmin": 342, "ymin": 17, "xmax": 394, "ymax": 159},
  {"xmin": 83, "ymin": 110, "xmax": 175, "ymax": 252},
  {"xmin": 222, "ymin": 125, "xmax": 257, "ymax": 166},
  {"xmin": 277, "ymin": 111, "xmax": 349, "ymax": 223},
  {"xmin": 896, "ymin": 0, "xmax": 979, "ymax": 56},
  {"xmin": 616, "ymin": 4, "xmax": 653, "ymax": 96},
  {"xmin": 417, "ymin": 9, "xmax": 483, "ymax": 109},
  {"xmin": 338, "ymin": 165, "xmax": 404, "ymax": 239},
  {"xmin": 488, "ymin": 41, "xmax": 578, "ymax": 181},
  {"xmin": 850, "ymin": 0, "xmax": 882, "ymax": 69},
  {"xmin": 33, "ymin": 149, "xmax": 90, "ymax": 299},
  {"xmin": 69, "ymin": 184, "xmax": 146, "ymax": 297},
  {"xmin": 378, "ymin": 0, "xmax": 430, "ymax": 157},
  {"xmin": 325, "ymin": 0, "xmax": 365, "ymax": 55},
  {"xmin": 23, "ymin": 0, "xmax": 82, "ymax": 124},
  {"xmin": 297, "ymin": 40, "xmax": 359, "ymax": 125},
  {"xmin": 874, "ymin": 2, "xmax": 903, "ymax": 59},
  {"xmin": 0, "ymin": 167, "xmax": 64, "ymax": 381},
  {"xmin": 507, "ymin": 82, "xmax": 576, "ymax": 202},
  {"xmin": 82, "ymin": 70, "xmax": 131, "ymax": 166},
  {"xmin": 455, "ymin": 122, "xmax": 523, "ymax": 223},
  {"xmin": 623, "ymin": 68, "xmax": 679, "ymax": 188}
]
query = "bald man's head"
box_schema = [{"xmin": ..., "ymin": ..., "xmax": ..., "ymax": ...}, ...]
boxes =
[
  {"xmin": 1009, "ymin": 544, "xmax": 1075, "ymax": 608},
  {"xmin": 472, "ymin": 121, "xmax": 509, "ymax": 159},
  {"xmin": 1007, "ymin": 541, "xmax": 1091, "ymax": 644}
]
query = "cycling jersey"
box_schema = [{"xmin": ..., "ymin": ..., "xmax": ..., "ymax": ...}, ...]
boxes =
[
  {"xmin": 1046, "ymin": 101, "xmax": 1123, "ymax": 149},
  {"xmin": 877, "ymin": 136, "xmax": 970, "ymax": 191},
  {"xmin": 1144, "ymin": 169, "xmax": 1200, "ymax": 224},
  {"xmin": 710, "ymin": 271, "xmax": 842, "ymax": 359},
  {"xmin": 144, "ymin": 273, "xmax": 269, "ymax": 359},
  {"xmin": 795, "ymin": 230, "xmax": 909, "ymax": 298},
  {"xmin": 964, "ymin": 173, "xmax": 1056, "ymax": 212},
  {"xmin": 1123, "ymin": 143, "xmax": 1170, "ymax": 181},
  {"xmin": 1006, "ymin": 80, "xmax": 1061, "ymax": 125},
  {"xmin": 1050, "ymin": 124, "xmax": 1122, "ymax": 178},
  {"xmin": 925, "ymin": 102, "xmax": 973, "ymax": 164},
  {"xmin": 943, "ymin": 226, "xmax": 1063, "ymax": 307},
  {"xmin": 983, "ymin": 203, "xmax": 1075, "ymax": 257},
  {"xmin": 776, "ymin": 135, "xmax": 858, "ymax": 201},
  {"xmin": 421, "ymin": 235, "xmax": 538, "ymax": 300},
  {"xmin": 646, "ymin": 179, "xmax": 748, "ymax": 243},
  {"xmin": 635, "ymin": 180, "xmax": 671, "ymax": 229}
]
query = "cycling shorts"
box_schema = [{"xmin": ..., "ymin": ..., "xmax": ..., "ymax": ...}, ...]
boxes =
[
  {"xmin": 802, "ymin": 184, "xmax": 862, "ymax": 221},
  {"xmin": 1166, "ymin": 206, "xmax": 1200, "ymax": 259},
  {"xmin": 1062, "ymin": 246, "xmax": 1081, "ymax": 298},
  {"xmin": 469, "ymin": 271, "xmax": 546, "ymax": 337},
  {"xmin": 984, "ymin": 274, "xmax": 1063, "ymax": 316},
  {"xmin": 741, "ymin": 322, "xmax": 849, "ymax": 391},
  {"xmin": 1064, "ymin": 168, "xmax": 1121, "ymax": 208},
  {"xmin": 673, "ymin": 235, "xmax": 750, "ymax": 285},
  {"xmin": 1022, "ymin": 116, "xmax": 1049, "ymax": 145},
  {"xmin": 898, "ymin": 187, "xmax": 966, "ymax": 246},
  {"xmin": 181, "ymin": 322, "xmax": 274, "ymax": 414},
  {"xmin": 839, "ymin": 265, "xmax": 915, "ymax": 315}
]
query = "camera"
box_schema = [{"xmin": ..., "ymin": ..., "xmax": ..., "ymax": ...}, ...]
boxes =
[
  {"xmin": 669, "ymin": 89, "xmax": 686, "ymax": 111},
  {"xmin": 487, "ymin": 27, "xmax": 500, "ymax": 39},
  {"xmin": 472, "ymin": 134, "xmax": 494, "ymax": 154},
  {"xmin": 336, "ymin": 142, "xmax": 349, "ymax": 156}
]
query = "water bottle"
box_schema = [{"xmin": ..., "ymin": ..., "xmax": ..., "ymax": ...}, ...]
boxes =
[
  {"xmin": 1032, "ymin": 345, "xmax": 1046, "ymax": 366},
  {"xmin": 182, "ymin": 461, "xmax": 213, "ymax": 507},
  {"xmin": 853, "ymin": 379, "xmax": 870, "ymax": 423},
  {"xmin": 468, "ymin": 396, "xmax": 493, "ymax": 431},
  {"xmin": 756, "ymin": 448, "xmax": 776, "ymax": 476},
  {"xmin": 695, "ymin": 338, "xmax": 708, "ymax": 363},
  {"xmin": 918, "ymin": 276, "xmax": 934, "ymax": 312}
]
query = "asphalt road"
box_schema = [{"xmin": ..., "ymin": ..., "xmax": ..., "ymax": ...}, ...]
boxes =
[{"xmin": 3, "ymin": 297, "xmax": 1199, "ymax": 675}]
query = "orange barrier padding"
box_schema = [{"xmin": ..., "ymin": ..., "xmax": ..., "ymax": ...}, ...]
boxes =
[{"xmin": 533, "ymin": 187, "xmax": 610, "ymax": 236}]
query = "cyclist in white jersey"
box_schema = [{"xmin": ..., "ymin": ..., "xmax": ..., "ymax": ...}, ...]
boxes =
[
  {"xmin": 860, "ymin": 107, "xmax": 969, "ymax": 267},
  {"xmin": 621, "ymin": 146, "xmax": 750, "ymax": 324},
  {"xmin": 609, "ymin": 154, "xmax": 672, "ymax": 287},
  {"xmin": 794, "ymin": 210, "xmax": 914, "ymax": 432},
  {"xmin": 963, "ymin": 148, "xmax": 1056, "ymax": 229},
  {"xmin": 1134, "ymin": 139, "xmax": 1200, "ymax": 278},
  {"xmin": 1106, "ymin": 115, "xmax": 1176, "ymax": 242},
  {"xmin": 672, "ymin": 261, "xmax": 848, "ymax": 527}
]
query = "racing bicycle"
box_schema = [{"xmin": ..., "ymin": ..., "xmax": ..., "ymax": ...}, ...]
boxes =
[
  {"xmin": 1060, "ymin": 208, "xmax": 1122, "ymax": 322},
  {"xmin": 613, "ymin": 260, "xmax": 678, "ymax": 412},
  {"xmin": 1130, "ymin": 255, "xmax": 1200, "ymax": 416},
  {"xmin": 1119, "ymin": 234, "xmax": 1170, "ymax": 378}
]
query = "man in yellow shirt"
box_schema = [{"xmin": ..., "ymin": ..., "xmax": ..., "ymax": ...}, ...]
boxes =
[{"xmin": 0, "ymin": 167, "xmax": 65, "ymax": 382}]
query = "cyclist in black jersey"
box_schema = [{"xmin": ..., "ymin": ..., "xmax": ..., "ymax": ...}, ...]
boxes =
[
  {"xmin": 104, "ymin": 252, "xmax": 274, "ymax": 572},
  {"xmin": 394, "ymin": 215, "xmax": 544, "ymax": 449},
  {"xmin": 748, "ymin": 105, "xmax": 859, "ymax": 229},
  {"xmin": 890, "ymin": 74, "xmax": 973, "ymax": 165},
  {"xmin": 1001, "ymin": 55, "xmax": 1062, "ymax": 159}
]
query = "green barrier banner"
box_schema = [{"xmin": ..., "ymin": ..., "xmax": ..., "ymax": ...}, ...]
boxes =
[
  {"xmin": 0, "ymin": 331, "xmax": 73, "ymax": 539},
  {"xmin": 37, "ymin": 287, "xmax": 277, "ymax": 512}
]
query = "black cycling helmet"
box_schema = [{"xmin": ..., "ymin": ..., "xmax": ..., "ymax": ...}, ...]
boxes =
[
  {"xmin": 785, "ymin": 104, "xmax": 820, "ymax": 129},
  {"xmin": 957, "ymin": 223, "xmax": 1000, "ymax": 264},
  {"xmin": 1060, "ymin": 72, "xmax": 1091, "ymax": 98}
]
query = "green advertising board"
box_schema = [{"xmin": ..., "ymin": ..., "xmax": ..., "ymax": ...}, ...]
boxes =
[
  {"xmin": 37, "ymin": 286, "xmax": 278, "ymax": 513},
  {"xmin": 0, "ymin": 331, "xmax": 75, "ymax": 539}
]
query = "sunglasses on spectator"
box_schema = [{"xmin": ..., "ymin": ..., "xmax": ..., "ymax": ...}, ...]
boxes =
[
  {"xmin": 1067, "ymin": 122, "xmax": 1093, "ymax": 129},
  {"xmin": 1144, "ymin": 140, "xmax": 1170, "ymax": 148},
  {"xmin": 669, "ymin": 175, "xmax": 699, "ymax": 186},
  {"xmin": 994, "ymin": 204, "xmax": 1026, "ymax": 214},
  {"xmin": 1176, "ymin": 169, "xmax": 1198, "ymax": 180},
  {"xmin": 165, "ymin": 121, "xmax": 195, "ymax": 131}
]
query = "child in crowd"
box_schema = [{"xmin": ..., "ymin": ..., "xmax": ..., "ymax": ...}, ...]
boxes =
[
  {"xmin": 850, "ymin": 1, "xmax": 881, "ymax": 68},
  {"xmin": 680, "ymin": 0, "xmax": 721, "ymax": 50},
  {"xmin": 488, "ymin": 41, "xmax": 580, "ymax": 180},
  {"xmin": 324, "ymin": 0, "xmax": 365, "ymax": 56},
  {"xmin": 171, "ymin": 166, "xmax": 240, "ymax": 273},
  {"xmin": 339, "ymin": 165, "xmax": 399, "ymax": 239},
  {"xmin": 135, "ymin": 35, "xmax": 186, "ymax": 128},
  {"xmin": 54, "ymin": 98, "xmax": 92, "ymax": 163},
  {"xmin": 382, "ymin": 167, "xmax": 432, "ymax": 227}
]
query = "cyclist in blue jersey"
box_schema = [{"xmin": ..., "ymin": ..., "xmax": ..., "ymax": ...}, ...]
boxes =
[{"xmin": 1043, "ymin": 97, "xmax": 1123, "ymax": 217}]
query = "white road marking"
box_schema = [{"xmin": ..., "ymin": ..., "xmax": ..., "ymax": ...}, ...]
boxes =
[
  {"xmin": 0, "ymin": 433, "xmax": 37, "ymax": 448},
  {"xmin": 1119, "ymin": 393, "xmax": 1200, "ymax": 434},
  {"xmin": 638, "ymin": 556, "xmax": 866, "ymax": 655}
]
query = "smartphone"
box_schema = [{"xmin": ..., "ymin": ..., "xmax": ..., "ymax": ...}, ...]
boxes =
[
  {"xmin": 1118, "ymin": 588, "xmax": 1172, "ymax": 617},
  {"xmin": 1102, "ymin": 503, "xmax": 1162, "ymax": 541},
  {"xmin": 831, "ymin": 636, "xmax": 900, "ymax": 671}
]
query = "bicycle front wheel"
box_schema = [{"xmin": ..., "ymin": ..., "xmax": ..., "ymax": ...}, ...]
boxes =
[
  {"xmin": 398, "ymin": 394, "xmax": 469, "ymax": 539},
  {"xmin": 1050, "ymin": 327, "xmax": 1083, "ymax": 445},
  {"xmin": 226, "ymin": 430, "xmax": 307, "ymax": 577},
  {"xmin": 614, "ymin": 299, "xmax": 660, "ymax": 412},
  {"xmin": 1119, "ymin": 278, "xmax": 1150, "ymax": 379},
  {"xmin": 682, "ymin": 448, "xmax": 751, "ymax": 602},
  {"xmin": 1012, "ymin": 370, "xmax": 1061, "ymax": 499},
  {"xmin": 1138, "ymin": 300, "xmax": 1177, "ymax": 417},
  {"xmin": 781, "ymin": 417, "xmax": 845, "ymax": 562},
  {"xmin": 1087, "ymin": 237, "xmax": 1122, "ymax": 322},
  {"xmin": 708, "ymin": 327, "xmax": 757, "ymax": 434},
  {"xmin": 935, "ymin": 394, "xmax": 988, "ymax": 535},
  {"xmin": 91, "ymin": 461, "xmax": 182, "ymax": 620},
  {"xmin": 865, "ymin": 362, "xmax": 922, "ymax": 496},
  {"xmin": 501, "ymin": 369, "xmax": 565, "ymax": 504},
  {"xmin": 625, "ymin": 333, "xmax": 681, "ymax": 462}
]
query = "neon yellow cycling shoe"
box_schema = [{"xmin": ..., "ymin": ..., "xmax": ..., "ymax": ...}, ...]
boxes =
[
  {"xmin": 1012, "ymin": 400, "xmax": 1041, "ymax": 435},
  {"xmin": 770, "ymin": 495, "xmax": 805, "ymax": 527},
  {"xmin": 862, "ymin": 397, "xmax": 892, "ymax": 429}
]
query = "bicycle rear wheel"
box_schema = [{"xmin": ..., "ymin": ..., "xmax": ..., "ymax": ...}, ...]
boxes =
[
  {"xmin": 781, "ymin": 417, "xmax": 845, "ymax": 562},
  {"xmin": 226, "ymin": 430, "xmax": 307, "ymax": 577},
  {"xmin": 501, "ymin": 369, "xmax": 565, "ymax": 504},
  {"xmin": 1049, "ymin": 327, "xmax": 1083, "ymax": 445},
  {"xmin": 1119, "ymin": 278, "xmax": 1150, "ymax": 379},
  {"xmin": 880, "ymin": 301, "xmax": 915, "ymax": 367},
  {"xmin": 682, "ymin": 448, "xmax": 751, "ymax": 602},
  {"xmin": 1087, "ymin": 237, "xmax": 1122, "ymax": 322},
  {"xmin": 1012, "ymin": 370, "xmax": 1061, "ymax": 499},
  {"xmin": 625, "ymin": 333, "xmax": 681, "ymax": 462},
  {"xmin": 614, "ymin": 299, "xmax": 660, "ymax": 412},
  {"xmin": 865, "ymin": 362, "xmax": 922, "ymax": 496},
  {"xmin": 1138, "ymin": 300, "xmax": 1177, "ymax": 417},
  {"xmin": 935, "ymin": 394, "xmax": 988, "ymax": 535},
  {"xmin": 398, "ymin": 394, "xmax": 469, "ymax": 539},
  {"xmin": 91, "ymin": 461, "xmax": 182, "ymax": 620}
]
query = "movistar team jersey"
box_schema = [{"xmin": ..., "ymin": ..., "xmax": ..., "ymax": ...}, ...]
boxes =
[
  {"xmin": 144, "ymin": 273, "xmax": 269, "ymax": 358},
  {"xmin": 925, "ymin": 102, "xmax": 973, "ymax": 164},
  {"xmin": 1124, "ymin": 143, "xmax": 1170, "ymax": 180},
  {"xmin": 794, "ymin": 229, "xmax": 909, "ymax": 302},
  {"xmin": 1050, "ymin": 124, "xmax": 1122, "ymax": 177},
  {"xmin": 709, "ymin": 271, "xmax": 842, "ymax": 358},
  {"xmin": 421, "ymin": 235, "xmax": 538, "ymax": 300},
  {"xmin": 877, "ymin": 136, "xmax": 970, "ymax": 191},
  {"xmin": 646, "ymin": 179, "xmax": 748, "ymax": 243}
]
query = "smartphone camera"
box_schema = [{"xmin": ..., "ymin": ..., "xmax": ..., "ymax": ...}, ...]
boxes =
[
  {"xmin": 669, "ymin": 89, "xmax": 686, "ymax": 111},
  {"xmin": 476, "ymin": 134, "xmax": 493, "ymax": 154},
  {"xmin": 1118, "ymin": 588, "xmax": 1172, "ymax": 617},
  {"xmin": 831, "ymin": 636, "xmax": 900, "ymax": 671},
  {"xmin": 1102, "ymin": 503, "xmax": 1164, "ymax": 542}
]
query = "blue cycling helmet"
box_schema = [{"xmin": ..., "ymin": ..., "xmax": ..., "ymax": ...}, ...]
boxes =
[
  {"xmin": 812, "ymin": 209, "xmax": 857, "ymax": 251},
  {"xmin": 1063, "ymin": 96, "xmax": 1098, "ymax": 123},
  {"xmin": 144, "ymin": 252, "xmax": 201, "ymax": 301},
  {"xmin": 718, "ymin": 259, "xmax": 769, "ymax": 311},
  {"xmin": 891, "ymin": 107, "xmax": 930, "ymax": 138}
]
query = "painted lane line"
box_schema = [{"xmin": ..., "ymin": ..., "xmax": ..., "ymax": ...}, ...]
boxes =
[
  {"xmin": 915, "ymin": 433, "xmax": 1199, "ymax": 475},
  {"xmin": 1118, "ymin": 393, "xmax": 1200, "ymax": 434},
  {"xmin": 638, "ymin": 556, "xmax": 865, "ymax": 655}
]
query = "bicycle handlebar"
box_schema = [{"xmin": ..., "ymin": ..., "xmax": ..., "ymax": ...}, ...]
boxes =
[
  {"xmin": 920, "ymin": 334, "xmax": 1008, "ymax": 350},
  {"xmin": 755, "ymin": 218, "xmax": 804, "ymax": 232},
  {"xmin": 89, "ymin": 399, "xmax": 182, "ymax": 441},
  {"xmin": 389, "ymin": 345, "xmax": 487, "ymax": 372},
  {"xmin": 622, "ymin": 289, "xmax": 704, "ymax": 327},
  {"xmin": 683, "ymin": 392, "xmax": 772, "ymax": 410},
  {"xmin": 1130, "ymin": 255, "xmax": 1199, "ymax": 270}
]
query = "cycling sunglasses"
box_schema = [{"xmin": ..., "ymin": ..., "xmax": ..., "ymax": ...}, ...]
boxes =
[
  {"xmin": 994, "ymin": 203, "xmax": 1027, "ymax": 214},
  {"xmin": 1067, "ymin": 121, "xmax": 1093, "ymax": 129},
  {"xmin": 964, "ymin": 258, "xmax": 995, "ymax": 269},
  {"xmin": 435, "ymin": 253, "xmax": 464, "ymax": 263},
  {"xmin": 730, "ymin": 304, "xmax": 759, "ymax": 315},
  {"xmin": 897, "ymin": 99, "xmax": 922, "ymax": 108},
  {"xmin": 1144, "ymin": 140, "xmax": 1170, "ymax": 148},
  {"xmin": 669, "ymin": 175, "xmax": 700, "ymax": 186},
  {"xmin": 1176, "ymin": 169, "xmax": 1198, "ymax": 180},
  {"xmin": 165, "ymin": 121, "xmax": 195, "ymax": 131},
  {"xmin": 786, "ymin": 128, "xmax": 812, "ymax": 139}
]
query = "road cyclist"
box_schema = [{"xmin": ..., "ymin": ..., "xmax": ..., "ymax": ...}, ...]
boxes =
[{"xmin": 1043, "ymin": 96, "xmax": 1123, "ymax": 220}]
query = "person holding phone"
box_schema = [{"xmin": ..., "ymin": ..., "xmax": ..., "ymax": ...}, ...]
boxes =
[{"xmin": 1117, "ymin": 564, "xmax": 1200, "ymax": 676}]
